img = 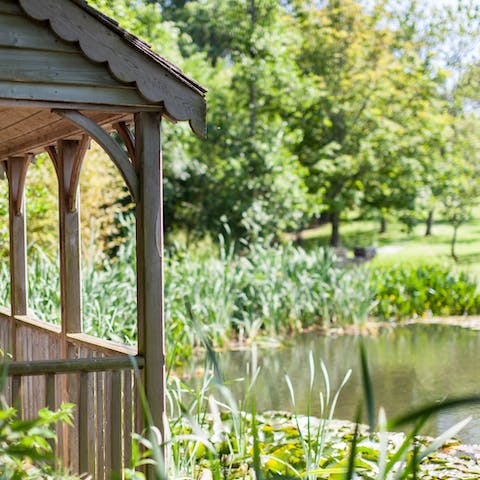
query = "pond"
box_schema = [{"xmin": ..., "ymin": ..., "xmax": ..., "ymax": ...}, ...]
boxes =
[{"xmin": 185, "ymin": 324, "xmax": 480, "ymax": 443}]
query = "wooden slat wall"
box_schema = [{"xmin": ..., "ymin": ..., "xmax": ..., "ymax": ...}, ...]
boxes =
[{"xmin": 0, "ymin": 314, "xmax": 137, "ymax": 479}]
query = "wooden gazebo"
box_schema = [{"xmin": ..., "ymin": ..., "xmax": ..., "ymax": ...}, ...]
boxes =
[{"xmin": 0, "ymin": 0, "xmax": 206, "ymax": 477}]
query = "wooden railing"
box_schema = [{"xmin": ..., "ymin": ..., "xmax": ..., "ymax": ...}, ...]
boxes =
[{"xmin": 0, "ymin": 308, "xmax": 142, "ymax": 479}]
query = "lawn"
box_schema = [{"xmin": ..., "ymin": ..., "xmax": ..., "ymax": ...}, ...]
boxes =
[{"xmin": 297, "ymin": 217, "xmax": 480, "ymax": 277}]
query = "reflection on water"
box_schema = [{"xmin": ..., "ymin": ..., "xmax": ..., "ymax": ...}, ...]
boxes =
[{"xmin": 185, "ymin": 324, "xmax": 480, "ymax": 443}]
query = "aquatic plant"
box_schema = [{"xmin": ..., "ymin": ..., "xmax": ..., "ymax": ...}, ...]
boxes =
[{"xmin": 128, "ymin": 344, "xmax": 480, "ymax": 479}]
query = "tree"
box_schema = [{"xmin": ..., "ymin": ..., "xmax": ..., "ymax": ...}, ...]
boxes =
[
  {"xmin": 291, "ymin": 0, "xmax": 449, "ymax": 246},
  {"xmin": 441, "ymin": 113, "xmax": 480, "ymax": 261},
  {"xmin": 165, "ymin": 0, "xmax": 310, "ymax": 241}
]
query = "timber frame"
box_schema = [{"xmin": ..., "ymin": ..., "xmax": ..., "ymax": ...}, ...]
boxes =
[{"xmin": 0, "ymin": 0, "xmax": 206, "ymax": 478}]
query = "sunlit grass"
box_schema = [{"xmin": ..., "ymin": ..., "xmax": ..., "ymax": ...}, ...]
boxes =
[{"xmin": 298, "ymin": 217, "xmax": 480, "ymax": 277}]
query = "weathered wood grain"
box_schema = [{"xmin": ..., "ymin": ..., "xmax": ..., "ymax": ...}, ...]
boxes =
[
  {"xmin": 96, "ymin": 364, "xmax": 106, "ymax": 480},
  {"xmin": 123, "ymin": 369, "xmax": 133, "ymax": 470},
  {"xmin": 0, "ymin": 110, "xmax": 128, "ymax": 160},
  {"xmin": 104, "ymin": 370, "xmax": 112, "ymax": 476},
  {"xmin": 110, "ymin": 370, "xmax": 123, "ymax": 476},
  {"xmin": 57, "ymin": 140, "xmax": 85, "ymax": 335},
  {"xmin": 79, "ymin": 370, "xmax": 88, "ymax": 473},
  {"xmin": 5, "ymin": 355, "xmax": 143, "ymax": 375},
  {"xmin": 67, "ymin": 332, "xmax": 137, "ymax": 356},
  {"xmin": 0, "ymin": 0, "xmax": 22, "ymax": 15},
  {"xmin": 0, "ymin": 47, "xmax": 123, "ymax": 86},
  {"xmin": 135, "ymin": 112, "xmax": 166, "ymax": 467},
  {"xmin": 0, "ymin": 81, "xmax": 152, "ymax": 109},
  {"xmin": 0, "ymin": 13, "xmax": 76, "ymax": 51}
]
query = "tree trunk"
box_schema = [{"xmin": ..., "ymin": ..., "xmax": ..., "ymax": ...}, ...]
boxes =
[
  {"xmin": 330, "ymin": 211, "xmax": 340, "ymax": 247},
  {"xmin": 379, "ymin": 215, "xmax": 387, "ymax": 234},
  {"xmin": 451, "ymin": 224, "xmax": 459, "ymax": 262},
  {"xmin": 425, "ymin": 210, "xmax": 434, "ymax": 236}
]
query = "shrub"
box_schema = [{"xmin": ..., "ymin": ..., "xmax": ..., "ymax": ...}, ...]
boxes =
[
  {"xmin": 372, "ymin": 264, "xmax": 480, "ymax": 320},
  {"xmin": 0, "ymin": 400, "xmax": 75, "ymax": 479}
]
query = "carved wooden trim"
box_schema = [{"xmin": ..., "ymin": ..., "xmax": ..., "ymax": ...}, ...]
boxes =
[
  {"xmin": 46, "ymin": 139, "xmax": 88, "ymax": 213},
  {"xmin": 68, "ymin": 135, "xmax": 90, "ymax": 212},
  {"xmin": 45, "ymin": 145, "xmax": 60, "ymax": 178},
  {"xmin": 18, "ymin": 0, "xmax": 207, "ymax": 137},
  {"xmin": 53, "ymin": 109, "xmax": 139, "ymax": 202},
  {"xmin": 114, "ymin": 121, "xmax": 136, "ymax": 166},
  {"xmin": 6, "ymin": 155, "xmax": 32, "ymax": 216}
]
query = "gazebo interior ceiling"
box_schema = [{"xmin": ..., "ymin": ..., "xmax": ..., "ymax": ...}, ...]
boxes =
[{"xmin": 0, "ymin": 106, "xmax": 131, "ymax": 160}]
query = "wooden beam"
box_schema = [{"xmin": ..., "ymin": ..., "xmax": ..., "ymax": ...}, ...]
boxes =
[
  {"xmin": 53, "ymin": 110, "xmax": 139, "ymax": 201},
  {"xmin": 0, "ymin": 81, "xmax": 151, "ymax": 109},
  {"xmin": 5, "ymin": 355, "xmax": 143, "ymax": 376},
  {"xmin": 135, "ymin": 112, "xmax": 166, "ymax": 469}
]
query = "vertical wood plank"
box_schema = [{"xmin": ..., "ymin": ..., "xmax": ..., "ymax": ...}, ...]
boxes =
[
  {"xmin": 68, "ymin": 372, "xmax": 80, "ymax": 473},
  {"xmin": 123, "ymin": 369, "xmax": 133, "ymax": 470},
  {"xmin": 110, "ymin": 370, "xmax": 123, "ymax": 476},
  {"xmin": 11, "ymin": 375, "xmax": 21, "ymax": 414},
  {"xmin": 79, "ymin": 370, "xmax": 88, "ymax": 474},
  {"xmin": 45, "ymin": 373, "xmax": 56, "ymax": 457},
  {"xmin": 66, "ymin": 344, "xmax": 80, "ymax": 473},
  {"xmin": 87, "ymin": 356, "xmax": 96, "ymax": 475},
  {"xmin": 135, "ymin": 113, "xmax": 166, "ymax": 461},
  {"xmin": 45, "ymin": 373, "xmax": 56, "ymax": 410},
  {"xmin": 104, "ymin": 370, "xmax": 112, "ymax": 476},
  {"xmin": 96, "ymin": 365, "xmax": 105, "ymax": 480}
]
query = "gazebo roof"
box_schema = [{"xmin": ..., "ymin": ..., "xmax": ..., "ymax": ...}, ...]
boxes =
[{"xmin": 0, "ymin": 0, "xmax": 206, "ymax": 162}]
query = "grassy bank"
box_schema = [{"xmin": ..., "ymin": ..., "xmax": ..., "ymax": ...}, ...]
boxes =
[{"xmin": 297, "ymin": 217, "xmax": 480, "ymax": 276}]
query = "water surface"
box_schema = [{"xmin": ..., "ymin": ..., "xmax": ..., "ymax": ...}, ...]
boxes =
[{"xmin": 186, "ymin": 324, "xmax": 480, "ymax": 443}]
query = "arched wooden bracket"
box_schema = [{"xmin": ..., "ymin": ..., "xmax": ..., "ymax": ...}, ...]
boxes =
[
  {"xmin": 45, "ymin": 145, "xmax": 59, "ymax": 178},
  {"xmin": 6, "ymin": 154, "xmax": 33, "ymax": 216},
  {"xmin": 53, "ymin": 109, "xmax": 139, "ymax": 202},
  {"xmin": 114, "ymin": 121, "xmax": 136, "ymax": 166},
  {"xmin": 46, "ymin": 137, "xmax": 90, "ymax": 213},
  {"xmin": 0, "ymin": 161, "xmax": 7, "ymax": 180}
]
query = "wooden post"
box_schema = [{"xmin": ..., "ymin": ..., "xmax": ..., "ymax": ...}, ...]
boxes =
[
  {"xmin": 56, "ymin": 139, "xmax": 87, "ymax": 335},
  {"xmin": 7, "ymin": 156, "xmax": 30, "ymax": 361},
  {"xmin": 50, "ymin": 138, "xmax": 88, "ymax": 469},
  {"xmin": 135, "ymin": 112, "xmax": 166, "ymax": 474}
]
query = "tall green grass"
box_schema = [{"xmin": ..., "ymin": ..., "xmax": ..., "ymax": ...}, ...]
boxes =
[{"xmin": 1, "ymin": 215, "xmax": 479, "ymax": 359}]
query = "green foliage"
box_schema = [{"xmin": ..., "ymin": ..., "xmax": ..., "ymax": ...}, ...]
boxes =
[
  {"xmin": 372, "ymin": 264, "xmax": 480, "ymax": 320},
  {"xmin": 0, "ymin": 400, "xmax": 75, "ymax": 479}
]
